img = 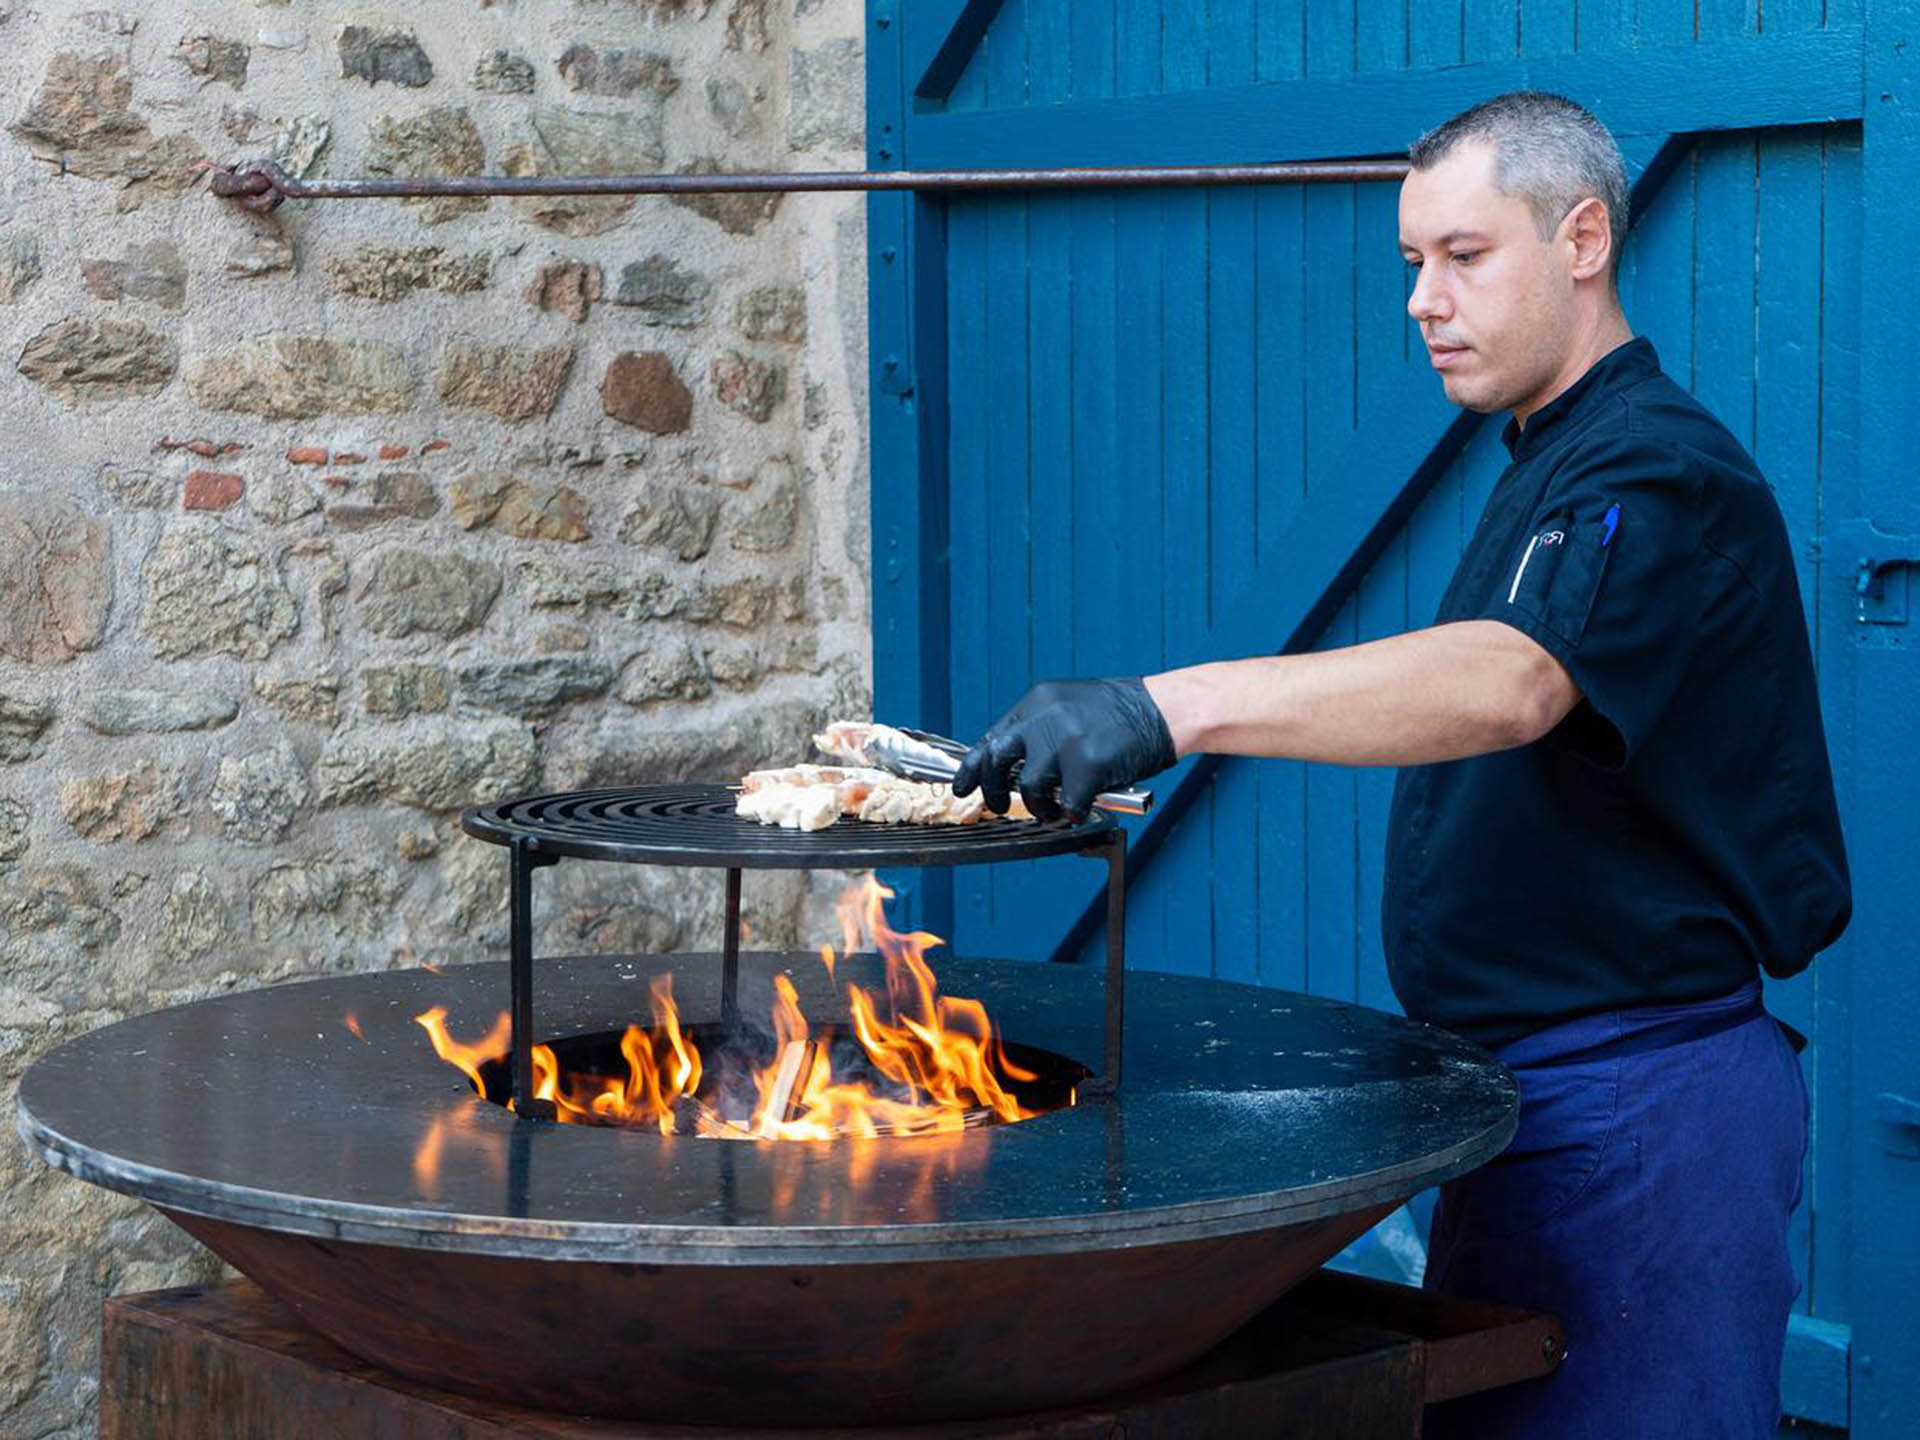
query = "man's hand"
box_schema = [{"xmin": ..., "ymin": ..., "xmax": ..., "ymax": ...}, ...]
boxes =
[{"xmin": 952, "ymin": 678, "xmax": 1177, "ymax": 822}]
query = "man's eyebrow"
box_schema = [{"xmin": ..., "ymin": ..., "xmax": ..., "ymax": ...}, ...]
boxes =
[{"xmin": 1399, "ymin": 230, "xmax": 1493, "ymax": 252}]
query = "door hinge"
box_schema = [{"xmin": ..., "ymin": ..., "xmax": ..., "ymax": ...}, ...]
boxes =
[{"xmin": 1826, "ymin": 518, "xmax": 1920, "ymax": 624}]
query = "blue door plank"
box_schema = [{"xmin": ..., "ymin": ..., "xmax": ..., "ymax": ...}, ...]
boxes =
[
  {"xmin": 1356, "ymin": 0, "xmax": 1411, "ymax": 75},
  {"xmin": 1354, "ymin": 536, "xmax": 1407, "ymax": 1016},
  {"xmin": 1257, "ymin": 757, "xmax": 1310, "ymax": 991},
  {"xmin": 1522, "ymin": 0, "xmax": 1577, "ymax": 58},
  {"xmin": 1114, "ymin": 0, "xmax": 1161, "ymax": 96},
  {"xmin": 1307, "ymin": 597, "xmax": 1362, "ymax": 1001},
  {"xmin": 1636, "ymin": 0, "xmax": 1696, "ymax": 48},
  {"xmin": 1254, "ymin": 187, "xmax": 1309, "ymax": 578},
  {"xmin": 1070, "ymin": 191, "xmax": 1122, "ymax": 678},
  {"xmin": 1257, "ymin": 0, "xmax": 1307, "ymax": 81},
  {"xmin": 978, "ymin": 193, "xmax": 1037, "ymax": 949},
  {"xmin": 1697, "ymin": 0, "xmax": 1761, "ymax": 42},
  {"xmin": 1581, "ymin": 0, "xmax": 1640, "ymax": 52},
  {"xmin": 1411, "ymin": 0, "xmax": 1465, "ymax": 67},
  {"xmin": 1763, "ymin": 0, "xmax": 1829, "ymax": 29},
  {"xmin": 1301, "ymin": 185, "xmax": 1358, "ymax": 522},
  {"xmin": 1211, "ymin": 760, "xmax": 1261, "ymax": 985},
  {"xmin": 1628, "ymin": 147, "xmax": 1695, "ymax": 395},
  {"xmin": 1143, "ymin": 766, "xmax": 1215, "ymax": 976},
  {"xmin": 997, "ymin": 191, "xmax": 1071, "ymax": 947},
  {"xmin": 986, "ymin": 0, "xmax": 1030, "ymax": 109},
  {"xmin": 1253, "ymin": 177, "xmax": 1308, "ymax": 993},
  {"xmin": 1029, "ymin": 0, "xmax": 1070, "ymax": 102},
  {"xmin": 1306, "ymin": 0, "xmax": 1358, "ymax": 77},
  {"xmin": 1821, "ymin": 0, "xmax": 1866, "ymax": 32},
  {"xmin": 1153, "ymin": 184, "xmax": 1210, "ymax": 970},
  {"xmin": 1463, "ymin": 0, "xmax": 1520, "ymax": 61},
  {"xmin": 1692, "ymin": 133, "xmax": 1760, "ymax": 455},
  {"xmin": 1208, "ymin": 0, "xmax": 1258, "ymax": 85},
  {"xmin": 1751, "ymin": 129, "xmax": 1826, "ymax": 1323},
  {"xmin": 1111, "ymin": 183, "xmax": 1170, "ymax": 970},
  {"xmin": 1808, "ymin": 123, "xmax": 1862, "ymax": 1339},
  {"xmin": 1208, "ymin": 197, "xmax": 1258, "ymax": 640},
  {"xmin": 1203, "ymin": 0, "xmax": 1258, "ymax": 984},
  {"xmin": 946, "ymin": 199, "xmax": 996, "ymax": 935},
  {"xmin": 1162, "ymin": 0, "xmax": 1208, "ymax": 88},
  {"xmin": 1152, "ymin": 0, "xmax": 1209, "ymax": 972},
  {"xmin": 1069, "ymin": 0, "xmax": 1117, "ymax": 101},
  {"xmin": 1161, "ymin": 198, "xmax": 1211, "ymax": 671}
]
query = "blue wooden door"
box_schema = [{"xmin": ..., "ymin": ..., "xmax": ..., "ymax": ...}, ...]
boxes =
[{"xmin": 868, "ymin": 1, "xmax": 1913, "ymax": 1431}]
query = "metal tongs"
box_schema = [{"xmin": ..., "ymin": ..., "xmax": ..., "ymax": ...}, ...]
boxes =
[{"xmin": 868, "ymin": 726, "xmax": 1154, "ymax": 818}]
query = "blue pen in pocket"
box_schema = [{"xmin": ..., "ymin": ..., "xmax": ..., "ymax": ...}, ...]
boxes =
[{"xmin": 1600, "ymin": 503, "xmax": 1620, "ymax": 547}]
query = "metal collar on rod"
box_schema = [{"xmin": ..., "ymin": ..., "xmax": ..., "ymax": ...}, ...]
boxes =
[{"xmin": 207, "ymin": 157, "xmax": 1413, "ymax": 212}]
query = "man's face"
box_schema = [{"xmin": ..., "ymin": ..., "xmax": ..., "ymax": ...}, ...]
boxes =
[{"xmin": 1398, "ymin": 142, "xmax": 1577, "ymax": 418}]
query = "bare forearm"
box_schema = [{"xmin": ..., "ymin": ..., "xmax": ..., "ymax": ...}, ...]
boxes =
[{"xmin": 1142, "ymin": 621, "xmax": 1577, "ymax": 767}]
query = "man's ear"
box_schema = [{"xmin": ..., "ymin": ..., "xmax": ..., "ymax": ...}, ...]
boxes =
[{"xmin": 1562, "ymin": 196, "xmax": 1613, "ymax": 281}]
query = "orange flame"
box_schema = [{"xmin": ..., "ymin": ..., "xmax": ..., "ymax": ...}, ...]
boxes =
[{"xmin": 415, "ymin": 878, "xmax": 1061, "ymax": 1140}]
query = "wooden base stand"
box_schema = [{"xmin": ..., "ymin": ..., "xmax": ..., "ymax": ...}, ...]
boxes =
[{"xmin": 101, "ymin": 1271, "xmax": 1559, "ymax": 1439}]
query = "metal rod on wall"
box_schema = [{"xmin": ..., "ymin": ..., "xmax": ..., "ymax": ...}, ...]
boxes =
[{"xmin": 207, "ymin": 157, "xmax": 1412, "ymax": 212}]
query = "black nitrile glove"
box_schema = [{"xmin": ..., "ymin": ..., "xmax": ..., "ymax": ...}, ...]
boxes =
[{"xmin": 952, "ymin": 677, "xmax": 1177, "ymax": 822}]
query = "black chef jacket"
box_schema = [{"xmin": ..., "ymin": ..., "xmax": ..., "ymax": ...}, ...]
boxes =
[{"xmin": 1381, "ymin": 336, "xmax": 1851, "ymax": 1050}]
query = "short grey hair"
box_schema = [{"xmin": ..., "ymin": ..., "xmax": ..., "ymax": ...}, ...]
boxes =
[{"xmin": 1409, "ymin": 92, "xmax": 1629, "ymax": 279}]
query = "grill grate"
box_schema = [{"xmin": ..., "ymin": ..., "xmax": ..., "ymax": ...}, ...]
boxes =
[
  {"xmin": 460, "ymin": 783, "xmax": 1130, "ymax": 1116},
  {"xmin": 463, "ymin": 783, "xmax": 1115, "ymax": 869}
]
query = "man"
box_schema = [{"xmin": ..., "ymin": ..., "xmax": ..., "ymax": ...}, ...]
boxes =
[{"xmin": 953, "ymin": 93, "xmax": 1850, "ymax": 1438}]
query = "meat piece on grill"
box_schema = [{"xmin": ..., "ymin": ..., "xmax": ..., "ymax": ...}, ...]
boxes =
[
  {"xmin": 736, "ymin": 759, "xmax": 1032, "ymax": 829},
  {"xmin": 735, "ymin": 778, "xmax": 853, "ymax": 832}
]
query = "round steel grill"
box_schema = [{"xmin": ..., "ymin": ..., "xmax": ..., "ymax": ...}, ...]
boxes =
[{"xmin": 462, "ymin": 782, "xmax": 1116, "ymax": 868}]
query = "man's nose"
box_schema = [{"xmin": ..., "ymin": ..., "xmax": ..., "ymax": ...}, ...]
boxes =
[{"xmin": 1407, "ymin": 266, "xmax": 1448, "ymax": 323}]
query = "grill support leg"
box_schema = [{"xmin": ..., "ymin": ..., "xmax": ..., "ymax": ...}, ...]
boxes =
[
  {"xmin": 1083, "ymin": 828, "xmax": 1128, "ymax": 1097},
  {"xmin": 721, "ymin": 868, "xmax": 742, "ymax": 1032},
  {"xmin": 509, "ymin": 837, "xmax": 558, "ymax": 1122}
]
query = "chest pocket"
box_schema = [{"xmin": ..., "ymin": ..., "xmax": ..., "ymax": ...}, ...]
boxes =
[{"xmin": 1534, "ymin": 511, "xmax": 1614, "ymax": 647}]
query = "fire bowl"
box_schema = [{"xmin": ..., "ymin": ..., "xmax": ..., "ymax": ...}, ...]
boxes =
[{"xmin": 18, "ymin": 953, "xmax": 1516, "ymax": 1426}]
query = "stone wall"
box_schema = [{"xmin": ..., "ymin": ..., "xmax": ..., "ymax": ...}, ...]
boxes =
[{"xmin": 0, "ymin": 1, "xmax": 869, "ymax": 1432}]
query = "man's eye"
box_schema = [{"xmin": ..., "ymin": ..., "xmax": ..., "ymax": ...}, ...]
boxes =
[
  {"xmin": 1404, "ymin": 256, "xmax": 1423, "ymax": 270},
  {"xmin": 1452, "ymin": 251, "xmax": 1480, "ymax": 266}
]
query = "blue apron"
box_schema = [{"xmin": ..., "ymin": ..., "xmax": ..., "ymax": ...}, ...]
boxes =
[{"xmin": 1423, "ymin": 980, "xmax": 1809, "ymax": 1439}]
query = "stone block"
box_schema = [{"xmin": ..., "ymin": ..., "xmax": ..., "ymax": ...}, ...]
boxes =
[
  {"xmin": 436, "ymin": 342, "xmax": 574, "ymax": 423},
  {"xmin": 448, "ymin": 472, "xmax": 590, "ymax": 542},
  {"xmin": 601, "ymin": 351, "xmax": 692, "ymax": 434},
  {"xmin": 18, "ymin": 318, "xmax": 175, "ymax": 401},
  {"xmin": 338, "ymin": 26, "xmax": 433, "ymax": 88},
  {"xmin": 0, "ymin": 494, "xmax": 112, "ymax": 663},
  {"xmin": 139, "ymin": 528, "xmax": 298, "ymax": 660},
  {"xmin": 75, "ymin": 689, "xmax": 237, "ymax": 736},
  {"xmin": 350, "ymin": 546, "xmax": 499, "ymax": 639},
  {"xmin": 187, "ymin": 337, "xmax": 413, "ymax": 419},
  {"xmin": 612, "ymin": 254, "xmax": 713, "ymax": 326},
  {"xmin": 368, "ymin": 107, "xmax": 485, "ymax": 223}
]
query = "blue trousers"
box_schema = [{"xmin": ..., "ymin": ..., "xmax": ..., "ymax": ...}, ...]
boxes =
[{"xmin": 1423, "ymin": 980, "xmax": 1809, "ymax": 1440}]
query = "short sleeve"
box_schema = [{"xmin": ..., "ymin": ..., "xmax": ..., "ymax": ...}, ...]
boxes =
[{"xmin": 1473, "ymin": 437, "xmax": 1705, "ymax": 770}]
